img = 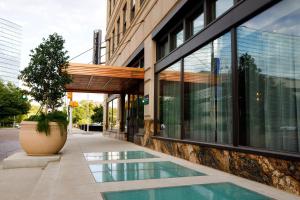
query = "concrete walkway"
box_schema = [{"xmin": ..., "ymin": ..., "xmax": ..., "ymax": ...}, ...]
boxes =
[{"xmin": 0, "ymin": 129, "xmax": 299, "ymax": 200}]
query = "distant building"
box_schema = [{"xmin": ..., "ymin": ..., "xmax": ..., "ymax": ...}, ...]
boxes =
[{"xmin": 0, "ymin": 18, "xmax": 21, "ymax": 86}]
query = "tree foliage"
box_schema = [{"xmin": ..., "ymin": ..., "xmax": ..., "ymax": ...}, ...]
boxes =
[
  {"xmin": 0, "ymin": 80, "xmax": 30, "ymax": 120},
  {"xmin": 19, "ymin": 33, "xmax": 72, "ymax": 112},
  {"xmin": 91, "ymin": 105, "xmax": 103, "ymax": 123},
  {"xmin": 72, "ymin": 100, "xmax": 95, "ymax": 125}
]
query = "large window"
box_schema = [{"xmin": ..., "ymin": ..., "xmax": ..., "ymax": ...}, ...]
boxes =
[
  {"xmin": 237, "ymin": 0, "xmax": 300, "ymax": 153},
  {"xmin": 157, "ymin": 33, "xmax": 232, "ymax": 142},
  {"xmin": 158, "ymin": 62, "xmax": 181, "ymax": 139},
  {"xmin": 123, "ymin": 3, "xmax": 127, "ymax": 33},
  {"xmin": 112, "ymin": 29, "xmax": 115, "ymax": 53},
  {"xmin": 186, "ymin": 4, "xmax": 204, "ymax": 38},
  {"xmin": 191, "ymin": 13, "xmax": 204, "ymax": 36},
  {"xmin": 108, "ymin": 98, "xmax": 118, "ymax": 130},
  {"xmin": 215, "ymin": 0, "xmax": 234, "ymax": 18},
  {"xmin": 117, "ymin": 17, "xmax": 120, "ymax": 44},
  {"xmin": 130, "ymin": 0, "xmax": 136, "ymax": 21},
  {"xmin": 155, "ymin": 0, "xmax": 300, "ymax": 156},
  {"xmin": 170, "ymin": 25, "xmax": 184, "ymax": 51},
  {"xmin": 184, "ymin": 33, "xmax": 232, "ymax": 144},
  {"xmin": 157, "ymin": 37, "xmax": 168, "ymax": 60}
]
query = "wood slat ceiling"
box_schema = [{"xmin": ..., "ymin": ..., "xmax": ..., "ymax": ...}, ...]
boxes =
[{"xmin": 65, "ymin": 63, "xmax": 144, "ymax": 94}]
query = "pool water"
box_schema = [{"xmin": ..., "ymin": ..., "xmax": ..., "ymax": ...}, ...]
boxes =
[
  {"xmin": 102, "ymin": 182, "xmax": 272, "ymax": 200},
  {"xmin": 84, "ymin": 151, "xmax": 158, "ymax": 161},
  {"xmin": 89, "ymin": 161, "xmax": 205, "ymax": 183}
]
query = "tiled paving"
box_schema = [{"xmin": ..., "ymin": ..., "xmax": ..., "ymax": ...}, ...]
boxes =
[{"xmin": 0, "ymin": 129, "xmax": 299, "ymax": 200}]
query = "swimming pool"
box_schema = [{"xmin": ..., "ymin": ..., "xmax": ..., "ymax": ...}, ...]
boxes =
[
  {"xmin": 84, "ymin": 151, "xmax": 158, "ymax": 161},
  {"xmin": 102, "ymin": 182, "xmax": 271, "ymax": 200},
  {"xmin": 89, "ymin": 161, "xmax": 205, "ymax": 183}
]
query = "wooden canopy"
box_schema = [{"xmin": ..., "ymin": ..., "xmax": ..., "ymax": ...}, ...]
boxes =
[{"xmin": 65, "ymin": 63, "xmax": 144, "ymax": 94}]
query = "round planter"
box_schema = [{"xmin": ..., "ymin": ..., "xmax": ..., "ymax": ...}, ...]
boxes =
[{"xmin": 19, "ymin": 121, "xmax": 67, "ymax": 155}]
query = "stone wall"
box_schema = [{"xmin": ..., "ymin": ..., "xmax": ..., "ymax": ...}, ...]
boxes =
[{"xmin": 134, "ymin": 119, "xmax": 300, "ymax": 195}]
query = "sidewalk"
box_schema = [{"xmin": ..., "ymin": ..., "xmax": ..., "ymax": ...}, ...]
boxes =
[{"xmin": 0, "ymin": 129, "xmax": 299, "ymax": 200}]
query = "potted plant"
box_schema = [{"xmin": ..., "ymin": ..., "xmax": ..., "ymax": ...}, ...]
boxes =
[{"xmin": 18, "ymin": 33, "xmax": 72, "ymax": 155}]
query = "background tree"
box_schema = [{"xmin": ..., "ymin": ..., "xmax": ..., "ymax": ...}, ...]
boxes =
[
  {"xmin": 0, "ymin": 80, "xmax": 30, "ymax": 121},
  {"xmin": 91, "ymin": 105, "xmax": 103, "ymax": 123},
  {"xmin": 72, "ymin": 100, "xmax": 95, "ymax": 125},
  {"xmin": 19, "ymin": 33, "xmax": 72, "ymax": 112},
  {"xmin": 26, "ymin": 104, "xmax": 40, "ymax": 118}
]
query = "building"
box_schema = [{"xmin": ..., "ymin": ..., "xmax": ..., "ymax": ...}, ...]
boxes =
[
  {"xmin": 0, "ymin": 18, "xmax": 22, "ymax": 86},
  {"xmin": 65, "ymin": 0, "xmax": 300, "ymax": 195}
]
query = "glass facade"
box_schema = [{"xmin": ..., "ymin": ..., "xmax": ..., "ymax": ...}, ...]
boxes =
[
  {"xmin": 215, "ymin": 0, "xmax": 234, "ymax": 18},
  {"xmin": 0, "ymin": 18, "xmax": 21, "ymax": 86},
  {"xmin": 158, "ymin": 62, "xmax": 181, "ymax": 139},
  {"xmin": 192, "ymin": 13, "xmax": 204, "ymax": 36},
  {"xmin": 184, "ymin": 33, "xmax": 232, "ymax": 143},
  {"xmin": 128, "ymin": 95, "xmax": 144, "ymax": 133},
  {"xmin": 155, "ymin": 0, "xmax": 300, "ymax": 155},
  {"xmin": 171, "ymin": 26, "xmax": 184, "ymax": 51},
  {"xmin": 157, "ymin": 38, "xmax": 168, "ymax": 60},
  {"xmin": 108, "ymin": 98, "xmax": 118, "ymax": 130},
  {"xmin": 124, "ymin": 94, "xmax": 144, "ymax": 137},
  {"xmin": 237, "ymin": 0, "xmax": 300, "ymax": 153}
]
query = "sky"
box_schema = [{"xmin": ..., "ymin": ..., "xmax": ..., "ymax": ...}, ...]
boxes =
[{"xmin": 0, "ymin": 0, "xmax": 107, "ymax": 103}]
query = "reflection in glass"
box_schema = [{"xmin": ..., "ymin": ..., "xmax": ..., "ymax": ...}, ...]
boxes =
[
  {"xmin": 128, "ymin": 95, "xmax": 144, "ymax": 135},
  {"xmin": 108, "ymin": 101, "xmax": 113, "ymax": 130},
  {"xmin": 184, "ymin": 45, "xmax": 213, "ymax": 142},
  {"xmin": 171, "ymin": 27, "xmax": 184, "ymax": 51},
  {"xmin": 108, "ymin": 98, "xmax": 118, "ymax": 130},
  {"xmin": 158, "ymin": 62, "xmax": 181, "ymax": 139},
  {"xmin": 192, "ymin": 13, "xmax": 204, "ymax": 35},
  {"xmin": 184, "ymin": 33, "xmax": 232, "ymax": 144},
  {"xmin": 215, "ymin": 0, "xmax": 234, "ymax": 18},
  {"xmin": 237, "ymin": 0, "xmax": 300, "ymax": 153},
  {"xmin": 175, "ymin": 29, "xmax": 184, "ymax": 47},
  {"xmin": 158, "ymin": 38, "xmax": 168, "ymax": 59},
  {"xmin": 124, "ymin": 95, "xmax": 129, "ymax": 132},
  {"xmin": 112, "ymin": 99, "xmax": 118, "ymax": 129}
]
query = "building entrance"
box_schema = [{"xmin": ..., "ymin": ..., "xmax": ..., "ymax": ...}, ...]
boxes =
[{"xmin": 125, "ymin": 94, "xmax": 144, "ymax": 142}]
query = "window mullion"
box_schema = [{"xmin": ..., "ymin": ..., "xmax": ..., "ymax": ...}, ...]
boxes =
[
  {"xmin": 231, "ymin": 27, "xmax": 239, "ymax": 147},
  {"xmin": 180, "ymin": 58, "xmax": 185, "ymax": 140}
]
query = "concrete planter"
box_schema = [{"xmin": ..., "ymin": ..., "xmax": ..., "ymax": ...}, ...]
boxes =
[{"xmin": 19, "ymin": 121, "xmax": 67, "ymax": 155}]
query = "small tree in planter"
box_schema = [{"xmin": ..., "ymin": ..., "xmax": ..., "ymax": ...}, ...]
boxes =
[{"xmin": 18, "ymin": 33, "xmax": 72, "ymax": 155}]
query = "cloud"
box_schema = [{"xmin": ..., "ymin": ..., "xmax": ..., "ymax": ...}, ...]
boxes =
[{"xmin": 0, "ymin": 0, "xmax": 107, "ymax": 68}]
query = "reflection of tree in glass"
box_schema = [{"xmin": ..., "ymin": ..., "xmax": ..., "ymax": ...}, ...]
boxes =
[{"xmin": 238, "ymin": 53, "xmax": 265, "ymax": 146}]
